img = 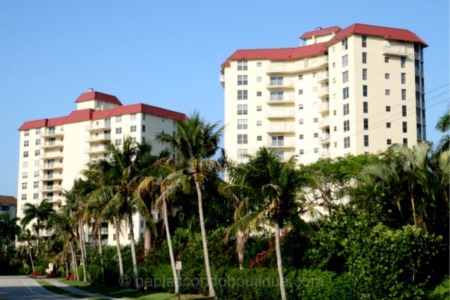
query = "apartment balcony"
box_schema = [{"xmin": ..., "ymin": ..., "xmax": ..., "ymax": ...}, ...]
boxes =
[
  {"xmin": 266, "ymin": 56, "xmax": 328, "ymax": 74},
  {"xmin": 266, "ymin": 95, "xmax": 295, "ymax": 105},
  {"xmin": 320, "ymin": 150, "xmax": 330, "ymax": 159},
  {"xmin": 267, "ymin": 124, "xmax": 295, "ymax": 134},
  {"xmin": 88, "ymin": 122, "xmax": 112, "ymax": 132},
  {"xmin": 267, "ymin": 80, "xmax": 295, "ymax": 90},
  {"xmin": 319, "ymin": 134, "xmax": 330, "ymax": 145},
  {"xmin": 318, "ymin": 102, "xmax": 330, "ymax": 114},
  {"xmin": 267, "ymin": 109, "xmax": 296, "ymax": 119},
  {"xmin": 267, "ymin": 140, "xmax": 295, "ymax": 149},
  {"xmin": 43, "ymin": 151, "xmax": 64, "ymax": 159},
  {"xmin": 47, "ymin": 197, "xmax": 63, "ymax": 204},
  {"xmin": 316, "ymin": 71, "xmax": 329, "ymax": 83},
  {"xmin": 41, "ymin": 173, "xmax": 63, "ymax": 182},
  {"xmin": 220, "ymin": 74, "xmax": 225, "ymax": 86},
  {"xmin": 42, "ymin": 140, "xmax": 64, "ymax": 149},
  {"xmin": 88, "ymin": 144, "xmax": 110, "ymax": 155},
  {"xmin": 41, "ymin": 185, "xmax": 63, "ymax": 192},
  {"xmin": 382, "ymin": 45, "xmax": 411, "ymax": 57},
  {"xmin": 317, "ymin": 87, "xmax": 329, "ymax": 99},
  {"xmin": 87, "ymin": 134, "xmax": 111, "ymax": 144},
  {"xmin": 319, "ymin": 116, "xmax": 330, "ymax": 129},
  {"xmin": 42, "ymin": 162, "xmax": 63, "ymax": 171},
  {"xmin": 42, "ymin": 130, "xmax": 64, "ymax": 139}
]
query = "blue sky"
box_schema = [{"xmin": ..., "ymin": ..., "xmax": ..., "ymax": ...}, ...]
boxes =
[{"xmin": 0, "ymin": 0, "xmax": 448, "ymax": 196}]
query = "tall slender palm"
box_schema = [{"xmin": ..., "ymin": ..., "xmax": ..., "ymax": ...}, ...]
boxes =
[
  {"xmin": 157, "ymin": 112, "xmax": 223, "ymax": 298},
  {"xmin": 435, "ymin": 110, "xmax": 450, "ymax": 154},
  {"xmin": 17, "ymin": 229, "xmax": 37, "ymax": 273},
  {"xmin": 21, "ymin": 199, "xmax": 54, "ymax": 250},
  {"xmin": 239, "ymin": 148, "xmax": 303, "ymax": 300}
]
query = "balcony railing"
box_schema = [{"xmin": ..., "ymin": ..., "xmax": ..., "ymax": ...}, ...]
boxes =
[
  {"xmin": 318, "ymin": 102, "xmax": 330, "ymax": 114},
  {"xmin": 317, "ymin": 87, "xmax": 329, "ymax": 98},
  {"xmin": 267, "ymin": 110, "xmax": 296, "ymax": 119},
  {"xmin": 267, "ymin": 80, "xmax": 295, "ymax": 90},
  {"xmin": 382, "ymin": 45, "xmax": 411, "ymax": 57},
  {"xmin": 267, "ymin": 140, "xmax": 295, "ymax": 148},
  {"xmin": 319, "ymin": 117, "xmax": 330, "ymax": 128},
  {"xmin": 267, "ymin": 95, "xmax": 295, "ymax": 104},
  {"xmin": 267, "ymin": 125, "xmax": 295, "ymax": 133},
  {"xmin": 319, "ymin": 134, "xmax": 330, "ymax": 144},
  {"xmin": 316, "ymin": 71, "xmax": 329, "ymax": 83}
]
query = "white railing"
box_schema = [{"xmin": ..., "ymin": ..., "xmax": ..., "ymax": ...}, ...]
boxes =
[{"xmin": 267, "ymin": 110, "xmax": 296, "ymax": 118}]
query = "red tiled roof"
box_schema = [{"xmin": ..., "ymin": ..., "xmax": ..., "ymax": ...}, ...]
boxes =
[
  {"xmin": 0, "ymin": 195, "xmax": 17, "ymax": 206},
  {"xmin": 327, "ymin": 23, "xmax": 427, "ymax": 47},
  {"xmin": 75, "ymin": 90, "xmax": 122, "ymax": 106},
  {"xmin": 221, "ymin": 42, "xmax": 327, "ymax": 69},
  {"xmin": 18, "ymin": 93, "xmax": 186, "ymax": 131},
  {"xmin": 300, "ymin": 26, "xmax": 341, "ymax": 39}
]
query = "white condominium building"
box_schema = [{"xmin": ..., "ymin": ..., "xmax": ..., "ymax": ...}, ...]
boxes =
[
  {"xmin": 221, "ymin": 23, "xmax": 427, "ymax": 164},
  {"xmin": 17, "ymin": 89, "xmax": 186, "ymax": 245}
]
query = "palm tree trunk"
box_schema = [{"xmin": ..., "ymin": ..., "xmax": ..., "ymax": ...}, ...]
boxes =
[
  {"xmin": 97, "ymin": 227, "xmax": 105, "ymax": 285},
  {"xmin": 194, "ymin": 179, "xmax": 215, "ymax": 298},
  {"xmin": 28, "ymin": 246, "xmax": 35, "ymax": 273},
  {"xmin": 128, "ymin": 213, "xmax": 140, "ymax": 289},
  {"xmin": 70, "ymin": 240, "xmax": 79, "ymax": 281},
  {"xmin": 78, "ymin": 221, "xmax": 88, "ymax": 282},
  {"xmin": 144, "ymin": 227, "xmax": 151, "ymax": 252},
  {"xmin": 274, "ymin": 223, "xmax": 286, "ymax": 300},
  {"xmin": 411, "ymin": 194, "xmax": 418, "ymax": 227},
  {"xmin": 237, "ymin": 228, "xmax": 248, "ymax": 270},
  {"xmin": 162, "ymin": 196, "xmax": 179, "ymax": 294},
  {"xmin": 113, "ymin": 217, "xmax": 124, "ymax": 277}
]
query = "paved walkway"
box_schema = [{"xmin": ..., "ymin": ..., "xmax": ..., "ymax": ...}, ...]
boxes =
[{"xmin": 41, "ymin": 278, "xmax": 121, "ymax": 299}]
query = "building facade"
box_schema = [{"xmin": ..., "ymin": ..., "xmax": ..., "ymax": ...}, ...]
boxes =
[
  {"xmin": 17, "ymin": 89, "xmax": 185, "ymax": 245},
  {"xmin": 221, "ymin": 23, "xmax": 427, "ymax": 165}
]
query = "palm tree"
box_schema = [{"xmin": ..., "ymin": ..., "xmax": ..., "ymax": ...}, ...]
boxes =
[
  {"xmin": 157, "ymin": 112, "xmax": 223, "ymax": 298},
  {"xmin": 435, "ymin": 110, "xmax": 450, "ymax": 154},
  {"xmin": 17, "ymin": 229, "xmax": 37, "ymax": 273},
  {"xmin": 21, "ymin": 199, "xmax": 54, "ymax": 250},
  {"xmin": 239, "ymin": 148, "xmax": 303, "ymax": 300},
  {"xmin": 0, "ymin": 212, "xmax": 21, "ymax": 248}
]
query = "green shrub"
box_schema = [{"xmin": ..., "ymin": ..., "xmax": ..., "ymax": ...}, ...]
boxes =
[{"xmin": 428, "ymin": 277, "xmax": 450, "ymax": 300}]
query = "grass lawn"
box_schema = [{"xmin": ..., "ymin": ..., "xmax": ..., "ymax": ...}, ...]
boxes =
[
  {"xmin": 55, "ymin": 279, "xmax": 206, "ymax": 300},
  {"xmin": 38, "ymin": 281, "xmax": 86, "ymax": 298}
]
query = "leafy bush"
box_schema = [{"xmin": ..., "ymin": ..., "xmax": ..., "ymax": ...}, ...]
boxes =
[{"xmin": 428, "ymin": 277, "xmax": 450, "ymax": 300}]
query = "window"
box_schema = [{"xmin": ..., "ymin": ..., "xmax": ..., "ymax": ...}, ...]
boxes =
[
  {"xmin": 271, "ymin": 136, "xmax": 284, "ymax": 146},
  {"xmin": 33, "ymin": 181, "xmax": 39, "ymax": 188},
  {"xmin": 298, "ymin": 89, "xmax": 303, "ymax": 95},
  {"xmin": 116, "ymin": 128, "xmax": 122, "ymax": 134},
  {"xmin": 313, "ymin": 118, "xmax": 318, "ymax": 123},
  {"xmin": 256, "ymin": 136, "xmax": 262, "ymax": 141},
  {"xmin": 299, "ymin": 134, "xmax": 304, "ymax": 140},
  {"xmin": 237, "ymin": 90, "xmax": 248, "ymax": 100},
  {"xmin": 343, "ymin": 103, "xmax": 349, "ymax": 115},
  {"xmin": 23, "ymin": 151, "xmax": 29, "ymax": 158},
  {"xmin": 362, "ymin": 35, "xmax": 367, "ymax": 47},
  {"xmin": 342, "ymin": 38, "xmax": 348, "ymax": 50},
  {"xmin": 386, "ymin": 106, "xmax": 391, "ymax": 112},
  {"xmin": 314, "ymin": 148, "xmax": 319, "ymax": 153},
  {"xmin": 24, "ymin": 140, "xmax": 29, "ymax": 147},
  {"xmin": 257, "ymin": 62, "xmax": 262, "ymax": 67},
  {"xmin": 35, "ymin": 150, "xmax": 40, "ymax": 156},
  {"xmin": 401, "ymin": 57, "xmax": 406, "ymax": 68},
  {"xmin": 402, "ymin": 105, "xmax": 407, "ymax": 116},
  {"xmin": 141, "ymin": 137, "xmax": 146, "ymax": 144},
  {"xmin": 34, "ymin": 171, "xmax": 39, "ymax": 178},
  {"xmin": 385, "ymin": 89, "xmax": 390, "ymax": 96},
  {"xmin": 130, "ymin": 125, "xmax": 136, "ymax": 132},
  {"xmin": 342, "ymin": 54, "xmax": 348, "ymax": 67},
  {"xmin": 24, "ymin": 130, "xmax": 29, "ymax": 137},
  {"xmin": 237, "ymin": 119, "xmax": 248, "ymax": 130},
  {"xmin": 401, "ymin": 73, "xmax": 406, "ymax": 84},
  {"xmin": 314, "ymin": 132, "xmax": 318, "ymax": 138},
  {"xmin": 237, "ymin": 149, "xmax": 248, "ymax": 161},
  {"xmin": 23, "ymin": 161, "xmax": 28, "ymax": 168},
  {"xmin": 299, "ymin": 149, "xmax": 304, "ymax": 155},
  {"xmin": 362, "ymin": 52, "xmax": 367, "ymax": 64},
  {"xmin": 270, "ymin": 76, "xmax": 283, "ymax": 86},
  {"xmin": 116, "ymin": 116, "xmax": 122, "ymax": 123},
  {"xmin": 237, "ymin": 134, "xmax": 248, "ymax": 144},
  {"xmin": 403, "ymin": 138, "xmax": 408, "ymax": 146},
  {"xmin": 343, "ymin": 87, "xmax": 349, "ymax": 99},
  {"xmin": 256, "ymin": 106, "xmax": 262, "ymax": 112},
  {"xmin": 257, "ymin": 91, "xmax": 262, "ymax": 97},
  {"xmin": 387, "ymin": 139, "xmax": 392, "ymax": 145},
  {"xmin": 237, "ymin": 75, "xmax": 248, "ymax": 85},
  {"xmin": 33, "ymin": 193, "xmax": 38, "ymax": 200},
  {"xmin": 237, "ymin": 104, "xmax": 248, "ymax": 115},
  {"xmin": 257, "ymin": 76, "xmax": 262, "ymax": 82},
  {"xmin": 385, "ymin": 73, "xmax": 390, "ymax": 79},
  {"xmin": 402, "ymin": 122, "xmax": 408, "ymax": 133},
  {"xmin": 363, "ymin": 85, "xmax": 368, "ymax": 97},
  {"xmin": 386, "ymin": 122, "xmax": 391, "ymax": 128},
  {"xmin": 362, "ymin": 69, "xmax": 367, "ymax": 80},
  {"xmin": 270, "ymin": 91, "xmax": 283, "ymax": 101},
  {"xmin": 385, "ymin": 57, "xmax": 389, "ymax": 63},
  {"xmin": 363, "ymin": 118, "xmax": 369, "ymax": 130},
  {"xmin": 237, "ymin": 61, "xmax": 248, "ymax": 71},
  {"xmin": 343, "ymin": 120, "xmax": 350, "ymax": 132},
  {"xmin": 364, "ymin": 135, "xmax": 369, "ymax": 147},
  {"xmin": 130, "ymin": 114, "xmax": 136, "ymax": 121},
  {"xmin": 344, "ymin": 136, "xmax": 350, "ymax": 148},
  {"xmin": 298, "ymin": 104, "xmax": 304, "ymax": 110},
  {"xmin": 22, "ymin": 183, "xmax": 27, "ymax": 189},
  {"xmin": 142, "ymin": 125, "xmax": 146, "ymax": 132},
  {"xmin": 342, "ymin": 71, "xmax": 348, "ymax": 83},
  {"xmin": 22, "ymin": 172, "xmax": 28, "ymax": 179},
  {"xmin": 21, "ymin": 194, "xmax": 27, "ymax": 201},
  {"xmin": 402, "ymin": 89, "xmax": 406, "ymax": 100},
  {"xmin": 363, "ymin": 102, "xmax": 368, "ymax": 113},
  {"xmin": 35, "ymin": 139, "xmax": 40, "ymax": 146},
  {"xmin": 115, "ymin": 139, "xmax": 122, "ymax": 146},
  {"xmin": 36, "ymin": 128, "xmax": 40, "ymax": 134},
  {"xmin": 256, "ymin": 120, "xmax": 262, "ymax": 126},
  {"xmin": 334, "ymin": 126, "xmax": 337, "ymax": 132},
  {"xmin": 299, "ymin": 119, "xmax": 304, "ymax": 125}
]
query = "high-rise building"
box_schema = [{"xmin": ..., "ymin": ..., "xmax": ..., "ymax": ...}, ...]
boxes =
[
  {"xmin": 221, "ymin": 23, "xmax": 427, "ymax": 164},
  {"xmin": 17, "ymin": 89, "xmax": 185, "ymax": 245}
]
